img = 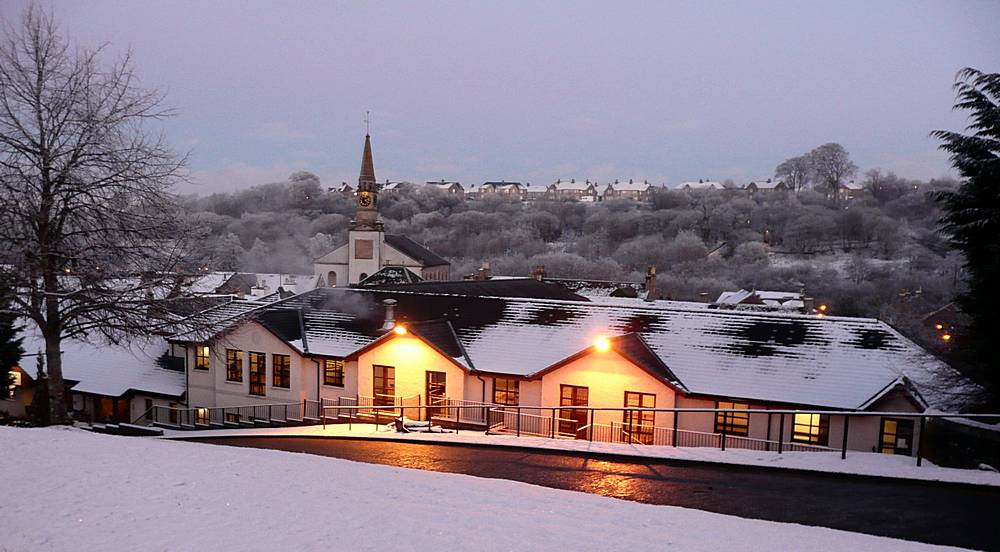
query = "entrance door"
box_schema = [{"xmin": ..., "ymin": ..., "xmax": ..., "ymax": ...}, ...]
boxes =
[
  {"xmin": 879, "ymin": 417, "xmax": 915, "ymax": 455},
  {"xmin": 373, "ymin": 365, "xmax": 395, "ymax": 407},
  {"xmin": 559, "ymin": 385, "xmax": 589, "ymax": 439},
  {"xmin": 623, "ymin": 391, "xmax": 656, "ymax": 444},
  {"xmin": 425, "ymin": 371, "xmax": 447, "ymax": 420}
]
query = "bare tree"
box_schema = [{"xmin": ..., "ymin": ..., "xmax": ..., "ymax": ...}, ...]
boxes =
[
  {"xmin": 807, "ymin": 143, "xmax": 857, "ymax": 204},
  {"xmin": 774, "ymin": 154, "xmax": 812, "ymax": 192},
  {"xmin": 0, "ymin": 7, "xmax": 194, "ymax": 423}
]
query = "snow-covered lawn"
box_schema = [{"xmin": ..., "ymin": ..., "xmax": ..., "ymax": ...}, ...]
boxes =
[
  {"xmin": 3, "ymin": 427, "xmax": 971, "ymax": 551},
  {"xmin": 158, "ymin": 422, "xmax": 1000, "ymax": 487}
]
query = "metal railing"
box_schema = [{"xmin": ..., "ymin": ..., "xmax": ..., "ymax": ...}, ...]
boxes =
[{"xmin": 133, "ymin": 399, "xmax": 322, "ymax": 429}]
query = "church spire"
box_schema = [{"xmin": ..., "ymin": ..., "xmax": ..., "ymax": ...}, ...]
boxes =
[
  {"xmin": 352, "ymin": 132, "xmax": 381, "ymax": 230},
  {"xmin": 359, "ymin": 133, "xmax": 376, "ymax": 187}
]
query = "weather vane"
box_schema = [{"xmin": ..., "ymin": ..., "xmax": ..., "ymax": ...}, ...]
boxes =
[{"xmin": 364, "ymin": 110, "xmax": 372, "ymax": 136}]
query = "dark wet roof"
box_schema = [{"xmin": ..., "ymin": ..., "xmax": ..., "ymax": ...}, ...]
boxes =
[
  {"xmin": 385, "ymin": 234, "xmax": 449, "ymax": 267},
  {"xmin": 358, "ymin": 266, "xmax": 424, "ymax": 286},
  {"xmin": 369, "ymin": 278, "xmax": 588, "ymax": 302}
]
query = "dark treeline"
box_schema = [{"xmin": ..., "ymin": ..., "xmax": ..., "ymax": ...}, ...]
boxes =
[{"xmin": 182, "ymin": 169, "xmax": 963, "ymax": 324}]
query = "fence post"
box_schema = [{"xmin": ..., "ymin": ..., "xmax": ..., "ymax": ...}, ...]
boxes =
[
  {"xmin": 589, "ymin": 409, "xmax": 595, "ymax": 442},
  {"xmin": 551, "ymin": 408, "xmax": 556, "ymax": 439},
  {"xmin": 516, "ymin": 407, "xmax": 521, "ymax": 437},
  {"xmin": 777, "ymin": 414, "xmax": 784, "ymax": 454},
  {"xmin": 916, "ymin": 415, "xmax": 926, "ymax": 467},
  {"xmin": 672, "ymin": 411, "xmax": 679, "ymax": 447},
  {"xmin": 322, "ymin": 400, "xmax": 326, "ymax": 430},
  {"xmin": 721, "ymin": 422, "xmax": 727, "ymax": 451},
  {"xmin": 841, "ymin": 415, "xmax": 850, "ymax": 460}
]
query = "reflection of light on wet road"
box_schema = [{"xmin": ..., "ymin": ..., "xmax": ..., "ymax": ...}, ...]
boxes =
[{"xmin": 579, "ymin": 473, "xmax": 641, "ymax": 499}]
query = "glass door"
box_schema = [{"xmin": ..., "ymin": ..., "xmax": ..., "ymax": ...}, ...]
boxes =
[
  {"xmin": 425, "ymin": 371, "xmax": 447, "ymax": 420},
  {"xmin": 623, "ymin": 391, "xmax": 656, "ymax": 444},
  {"xmin": 559, "ymin": 385, "xmax": 589, "ymax": 439},
  {"xmin": 879, "ymin": 417, "xmax": 915, "ymax": 455},
  {"xmin": 373, "ymin": 365, "xmax": 395, "ymax": 407}
]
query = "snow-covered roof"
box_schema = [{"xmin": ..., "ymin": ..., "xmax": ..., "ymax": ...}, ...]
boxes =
[
  {"xmin": 188, "ymin": 272, "xmax": 231, "ymax": 294},
  {"xmin": 746, "ymin": 178, "xmax": 785, "ymax": 189},
  {"xmin": 552, "ymin": 180, "xmax": 596, "ymax": 191},
  {"xmin": 606, "ymin": 180, "xmax": 654, "ymax": 192},
  {"xmin": 174, "ymin": 288, "xmax": 961, "ymax": 411},
  {"xmin": 16, "ymin": 325, "xmax": 184, "ymax": 398},
  {"xmin": 678, "ymin": 181, "xmax": 722, "ymax": 190}
]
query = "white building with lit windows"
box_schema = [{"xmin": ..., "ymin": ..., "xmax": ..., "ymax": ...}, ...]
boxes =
[{"xmin": 164, "ymin": 284, "xmax": 963, "ymax": 456}]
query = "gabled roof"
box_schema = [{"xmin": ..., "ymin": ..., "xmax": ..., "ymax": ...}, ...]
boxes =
[
  {"xmin": 17, "ymin": 325, "xmax": 184, "ymax": 399},
  {"xmin": 384, "ymin": 235, "xmax": 449, "ymax": 267},
  {"xmin": 358, "ymin": 266, "xmax": 424, "ymax": 286}
]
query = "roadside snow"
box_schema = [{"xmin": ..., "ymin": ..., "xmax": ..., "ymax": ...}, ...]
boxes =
[
  {"xmin": 3, "ymin": 427, "xmax": 970, "ymax": 552},
  {"xmin": 158, "ymin": 423, "xmax": 1000, "ymax": 487}
]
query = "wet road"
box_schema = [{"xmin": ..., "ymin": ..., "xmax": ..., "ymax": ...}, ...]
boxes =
[{"xmin": 189, "ymin": 436, "xmax": 999, "ymax": 550}]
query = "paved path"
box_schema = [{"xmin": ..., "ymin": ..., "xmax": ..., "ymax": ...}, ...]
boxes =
[{"xmin": 188, "ymin": 436, "xmax": 999, "ymax": 550}]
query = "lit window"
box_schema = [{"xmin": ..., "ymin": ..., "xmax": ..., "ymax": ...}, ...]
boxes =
[
  {"xmin": 7, "ymin": 370, "xmax": 20, "ymax": 399},
  {"xmin": 714, "ymin": 401, "xmax": 750, "ymax": 436},
  {"xmin": 195, "ymin": 345, "xmax": 210, "ymax": 370},
  {"xmin": 493, "ymin": 378, "xmax": 520, "ymax": 406},
  {"xmin": 272, "ymin": 354, "xmax": 290, "ymax": 389},
  {"xmin": 249, "ymin": 352, "xmax": 266, "ymax": 396},
  {"xmin": 792, "ymin": 413, "xmax": 830, "ymax": 446},
  {"xmin": 196, "ymin": 408, "xmax": 209, "ymax": 425},
  {"xmin": 226, "ymin": 350, "xmax": 243, "ymax": 382},
  {"xmin": 324, "ymin": 359, "xmax": 345, "ymax": 387}
]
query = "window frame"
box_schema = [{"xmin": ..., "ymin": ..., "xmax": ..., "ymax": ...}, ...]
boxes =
[
  {"xmin": 272, "ymin": 354, "xmax": 291, "ymax": 389},
  {"xmin": 225, "ymin": 349, "xmax": 244, "ymax": 383},
  {"xmin": 323, "ymin": 359, "xmax": 345, "ymax": 387},
  {"xmin": 714, "ymin": 400, "xmax": 750, "ymax": 436},
  {"xmin": 248, "ymin": 351, "xmax": 266, "ymax": 396},
  {"xmin": 492, "ymin": 378, "xmax": 520, "ymax": 406},
  {"xmin": 623, "ymin": 391, "xmax": 656, "ymax": 444},
  {"xmin": 194, "ymin": 345, "xmax": 210, "ymax": 371},
  {"xmin": 791, "ymin": 412, "xmax": 830, "ymax": 446}
]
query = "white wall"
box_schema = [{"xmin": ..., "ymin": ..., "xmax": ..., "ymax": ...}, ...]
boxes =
[{"xmin": 538, "ymin": 350, "xmax": 677, "ymax": 428}]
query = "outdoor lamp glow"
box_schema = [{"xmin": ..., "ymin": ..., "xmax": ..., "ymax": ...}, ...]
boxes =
[
  {"xmin": 393, "ymin": 325, "xmax": 407, "ymax": 335},
  {"xmin": 594, "ymin": 336, "xmax": 610, "ymax": 352}
]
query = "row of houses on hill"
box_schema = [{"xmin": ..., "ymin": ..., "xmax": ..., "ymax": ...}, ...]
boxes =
[{"xmin": 332, "ymin": 178, "xmax": 867, "ymax": 202}]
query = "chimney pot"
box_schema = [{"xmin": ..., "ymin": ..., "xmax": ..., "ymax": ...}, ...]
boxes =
[{"xmin": 380, "ymin": 299, "xmax": 398, "ymax": 332}]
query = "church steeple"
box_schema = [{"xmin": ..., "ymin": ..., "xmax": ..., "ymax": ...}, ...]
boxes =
[
  {"xmin": 352, "ymin": 133, "xmax": 381, "ymax": 230},
  {"xmin": 359, "ymin": 133, "xmax": 376, "ymax": 188}
]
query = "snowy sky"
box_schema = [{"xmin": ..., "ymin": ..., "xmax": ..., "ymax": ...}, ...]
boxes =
[{"xmin": 3, "ymin": 1, "xmax": 998, "ymax": 194}]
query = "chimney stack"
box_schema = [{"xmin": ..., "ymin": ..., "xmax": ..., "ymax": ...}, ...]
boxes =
[
  {"xmin": 532, "ymin": 265, "xmax": 546, "ymax": 281},
  {"xmin": 476, "ymin": 261, "xmax": 492, "ymax": 281},
  {"xmin": 380, "ymin": 298, "xmax": 398, "ymax": 332},
  {"xmin": 644, "ymin": 267, "xmax": 657, "ymax": 301}
]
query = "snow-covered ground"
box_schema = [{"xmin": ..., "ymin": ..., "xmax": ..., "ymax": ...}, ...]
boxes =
[
  {"xmin": 3, "ymin": 427, "xmax": 971, "ymax": 551},
  {"xmin": 155, "ymin": 422, "xmax": 1000, "ymax": 487}
]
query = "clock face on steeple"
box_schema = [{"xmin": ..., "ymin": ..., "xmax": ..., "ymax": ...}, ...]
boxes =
[{"xmin": 358, "ymin": 191, "xmax": 373, "ymax": 208}]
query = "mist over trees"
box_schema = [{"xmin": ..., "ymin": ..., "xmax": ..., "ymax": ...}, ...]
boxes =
[{"xmin": 181, "ymin": 164, "xmax": 963, "ymax": 326}]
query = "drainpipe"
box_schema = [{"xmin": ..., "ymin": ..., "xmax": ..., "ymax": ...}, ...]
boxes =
[
  {"xmin": 476, "ymin": 373, "xmax": 487, "ymax": 403},
  {"xmin": 182, "ymin": 344, "xmax": 190, "ymax": 407}
]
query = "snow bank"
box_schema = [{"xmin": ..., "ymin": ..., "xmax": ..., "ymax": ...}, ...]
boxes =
[
  {"xmin": 159, "ymin": 423, "xmax": 1000, "ymax": 487},
  {"xmin": 3, "ymin": 427, "xmax": 969, "ymax": 552}
]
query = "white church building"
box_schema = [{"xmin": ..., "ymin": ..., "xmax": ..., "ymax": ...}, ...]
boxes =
[{"xmin": 313, "ymin": 134, "xmax": 450, "ymax": 287}]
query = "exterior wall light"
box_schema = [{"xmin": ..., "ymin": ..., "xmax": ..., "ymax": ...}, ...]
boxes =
[
  {"xmin": 393, "ymin": 325, "xmax": 407, "ymax": 335},
  {"xmin": 594, "ymin": 336, "xmax": 610, "ymax": 352}
]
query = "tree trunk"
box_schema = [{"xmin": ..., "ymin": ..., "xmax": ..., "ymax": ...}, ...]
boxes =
[{"xmin": 44, "ymin": 330, "xmax": 67, "ymax": 425}]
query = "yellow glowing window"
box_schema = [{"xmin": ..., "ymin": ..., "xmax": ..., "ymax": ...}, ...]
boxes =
[
  {"xmin": 792, "ymin": 413, "xmax": 830, "ymax": 446},
  {"xmin": 714, "ymin": 401, "xmax": 749, "ymax": 436},
  {"xmin": 195, "ymin": 345, "xmax": 210, "ymax": 370},
  {"xmin": 323, "ymin": 359, "xmax": 345, "ymax": 387}
]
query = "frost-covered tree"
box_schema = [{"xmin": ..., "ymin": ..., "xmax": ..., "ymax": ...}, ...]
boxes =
[
  {"xmin": 807, "ymin": 143, "xmax": 857, "ymax": 203},
  {"xmin": 775, "ymin": 155, "xmax": 812, "ymax": 192},
  {"xmin": 0, "ymin": 7, "xmax": 194, "ymax": 423},
  {"xmin": 932, "ymin": 68, "xmax": 1000, "ymax": 403}
]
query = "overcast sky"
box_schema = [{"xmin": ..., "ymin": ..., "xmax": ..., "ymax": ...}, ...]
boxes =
[{"xmin": 4, "ymin": 1, "xmax": 998, "ymax": 194}]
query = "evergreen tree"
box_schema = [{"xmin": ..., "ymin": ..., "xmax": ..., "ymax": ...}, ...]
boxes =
[
  {"xmin": 932, "ymin": 68, "xmax": 1000, "ymax": 405},
  {"xmin": 0, "ymin": 285, "xmax": 24, "ymax": 400}
]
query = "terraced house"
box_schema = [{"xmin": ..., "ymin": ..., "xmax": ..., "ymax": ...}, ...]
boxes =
[{"xmin": 165, "ymin": 282, "xmax": 959, "ymax": 456}]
